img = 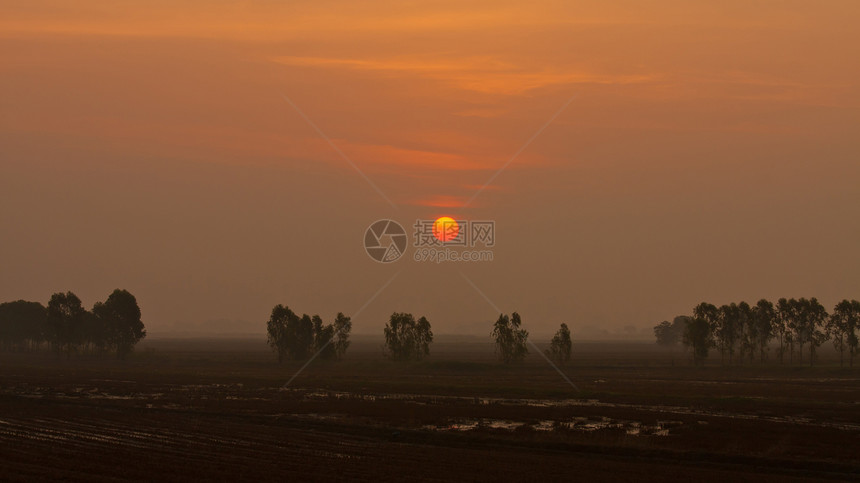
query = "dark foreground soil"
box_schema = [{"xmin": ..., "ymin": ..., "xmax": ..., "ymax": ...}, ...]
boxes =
[{"xmin": 1, "ymin": 340, "xmax": 858, "ymax": 482}]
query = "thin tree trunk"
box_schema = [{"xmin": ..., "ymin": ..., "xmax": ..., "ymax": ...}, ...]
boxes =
[
  {"xmin": 778, "ymin": 335, "xmax": 784, "ymax": 364},
  {"xmin": 840, "ymin": 340, "xmax": 844, "ymax": 368}
]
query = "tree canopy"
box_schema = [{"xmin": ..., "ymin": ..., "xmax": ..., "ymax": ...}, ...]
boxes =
[
  {"xmin": 827, "ymin": 300, "xmax": 859, "ymax": 367},
  {"xmin": 93, "ymin": 289, "xmax": 146, "ymax": 359},
  {"xmin": 0, "ymin": 300, "xmax": 47, "ymax": 351},
  {"xmin": 0, "ymin": 290, "xmax": 145, "ymax": 358},
  {"xmin": 546, "ymin": 323, "xmax": 572, "ymax": 365},
  {"xmin": 383, "ymin": 312, "xmax": 433, "ymax": 361},
  {"xmin": 658, "ymin": 297, "xmax": 854, "ymax": 367},
  {"xmin": 266, "ymin": 305, "xmax": 352, "ymax": 363},
  {"xmin": 654, "ymin": 316, "xmax": 687, "ymax": 347},
  {"xmin": 493, "ymin": 312, "xmax": 528, "ymax": 363}
]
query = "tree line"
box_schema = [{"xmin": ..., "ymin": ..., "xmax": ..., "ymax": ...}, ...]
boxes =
[
  {"xmin": 654, "ymin": 298, "xmax": 860, "ymax": 367},
  {"xmin": 266, "ymin": 305, "xmax": 352, "ymax": 362},
  {"xmin": 267, "ymin": 306, "xmax": 573, "ymax": 365},
  {"xmin": 493, "ymin": 313, "xmax": 572, "ymax": 365},
  {"xmin": 0, "ymin": 290, "xmax": 146, "ymax": 359},
  {"xmin": 383, "ymin": 312, "xmax": 433, "ymax": 361}
]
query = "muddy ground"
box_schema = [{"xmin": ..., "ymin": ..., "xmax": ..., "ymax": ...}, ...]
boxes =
[{"xmin": 1, "ymin": 339, "xmax": 858, "ymax": 481}]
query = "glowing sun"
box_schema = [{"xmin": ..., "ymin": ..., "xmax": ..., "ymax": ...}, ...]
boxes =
[{"xmin": 432, "ymin": 216, "xmax": 459, "ymax": 242}]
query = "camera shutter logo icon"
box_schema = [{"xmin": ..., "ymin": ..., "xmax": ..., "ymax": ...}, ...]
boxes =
[{"xmin": 364, "ymin": 219, "xmax": 407, "ymax": 263}]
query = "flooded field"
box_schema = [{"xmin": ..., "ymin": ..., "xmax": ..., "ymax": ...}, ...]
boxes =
[{"xmin": 1, "ymin": 340, "xmax": 858, "ymax": 481}]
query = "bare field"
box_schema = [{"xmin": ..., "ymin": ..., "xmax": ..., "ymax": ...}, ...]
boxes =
[{"xmin": 1, "ymin": 339, "xmax": 858, "ymax": 481}]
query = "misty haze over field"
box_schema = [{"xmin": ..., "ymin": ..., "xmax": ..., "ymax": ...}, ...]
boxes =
[
  {"xmin": 2, "ymin": 2, "xmax": 858, "ymax": 339},
  {"xmin": 2, "ymin": 3, "xmax": 860, "ymax": 482}
]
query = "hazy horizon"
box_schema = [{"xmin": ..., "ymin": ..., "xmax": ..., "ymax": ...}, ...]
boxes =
[{"xmin": 2, "ymin": 1, "xmax": 858, "ymax": 339}]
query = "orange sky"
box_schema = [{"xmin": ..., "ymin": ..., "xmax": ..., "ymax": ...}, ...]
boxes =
[{"xmin": 1, "ymin": 1, "xmax": 858, "ymax": 337}]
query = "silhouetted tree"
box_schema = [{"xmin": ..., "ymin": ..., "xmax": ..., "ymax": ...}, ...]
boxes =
[
  {"xmin": 267, "ymin": 304, "xmax": 297, "ymax": 363},
  {"xmin": 292, "ymin": 314, "xmax": 315, "ymax": 360},
  {"xmin": 787, "ymin": 298, "xmax": 806, "ymax": 363},
  {"xmin": 737, "ymin": 301, "xmax": 754, "ymax": 363},
  {"xmin": 715, "ymin": 303, "xmax": 743, "ymax": 364},
  {"xmin": 415, "ymin": 316, "xmax": 433, "ymax": 359},
  {"xmin": 47, "ymin": 292, "xmax": 87, "ymax": 358},
  {"xmin": 654, "ymin": 317, "xmax": 686, "ymax": 347},
  {"xmin": 1, "ymin": 291, "xmax": 143, "ymax": 358},
  {"xmin": 751, "ymin": 299, "xmax": 776, "ymax": 364},
  {"xmin": 683, "ymin": 317, "xmax": 711, "ymax": 366},
  {"xmin": 383, "ymin": 312, "xmax": 433, "ymax": 361},
  {"xmin": 654, "ymin": 316, "xmax": 687, "ymax": 366},
  {"xmin": 796, "ymin": 297, "xmax": 827, "ymax": 366},
  {"xmin": 492, "ymin": 312, "xmax": 528, "ymax": 363},
  {"xmin": 384, "ymin": 312, "xmax": 410, "ymax": 360},
  {"xmin": 81, "ymin": 308, "xmax": 109, "ymax": 354},
  {"xmin": 268, "ymin": 307, "xmax": 352, "ymax": 362},
  {"xmin": 779, "ymin": 297, "xmax": 827, "ymax": 365},
  {"xmin": 311, "ymin": 315, "xmax": 324, "ymax": 341},
  {"xmin": 333, "ymin": 312, "xmax": 352, "ymax": 360},
  {"xmin": 828, "ymin": 300, "xmax": 860, "ymax": 367},
  {"xmin": 0, "ymin": 300, "xmax": 47, "ymax": 351},
  {"xmin": 693, "ymin": 302, "xmax": 719, "ymax": 350},
  {"xmin": 546, "ymin": 323, "xmax": 572, "ymax": 364},
  {"xmin": 92, "ymin": 289, "xmax": 145, "ymax": 359},
  {"xmin": 653, "ymin": 321, "xmax": 674, "ymax": 346},
  {"xmin": 775, "ymin": 298, "xmax": 795, "ymax": 364},
  {"xmin": 312, "ymin": 314, "xmax": 336, "ymax": 360},
  {"xmin": 669, "ymin": 297, "xmax": 836, "ymax": 367}
]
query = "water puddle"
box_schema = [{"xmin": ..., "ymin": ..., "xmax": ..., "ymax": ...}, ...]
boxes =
[
  {"xmin": 291, "ymin": 389, "xmax": 860, "ymax": 432},
  {"xmin": 422, "ymin": 416, "xmax": 680, "ymax": 436}
]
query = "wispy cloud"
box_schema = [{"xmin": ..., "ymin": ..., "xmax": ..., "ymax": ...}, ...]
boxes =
[
  {"xmin": 409, "ymin": 195, "xmax": 470, "ymax": 208},
  {"xmin": 331, "ymin": 140, "xmax": 498, "ymax": 171},
  {"xmin": 454, "ymin": 107, "xmax": 510, "ymax": 118},
  {"xmin": 273, "ymin": 55, "xmax": 658, "ymax": 95}
]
